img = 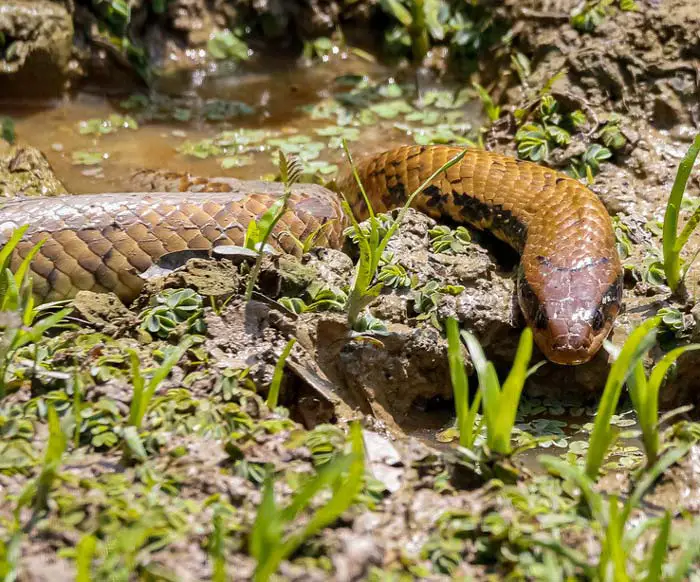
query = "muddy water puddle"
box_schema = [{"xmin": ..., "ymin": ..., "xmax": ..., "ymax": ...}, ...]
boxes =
[{"xmin": 2, "ymin": 55, "xmax": 482, "ymax": 194}]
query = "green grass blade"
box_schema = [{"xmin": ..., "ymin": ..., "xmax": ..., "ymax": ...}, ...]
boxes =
[
  {"xmin": 585, "ymin": 317, "xmax": 660, "ymax": 480},
  {"xmin": 446, "ymin": 318, "xmax": 475, "ymax": 448},
  {"xmin": 249, "ymin": 471, "xmax": 280, "ymax": 571},
  {"xmin": 267, "ymin": 338, "xmax": 297, "ymax": 409},
  {"xmin": 663, "ymin": 134, "xmax": 700, "ymax": 292},
  {"xmin": 377, "ymin": 148, "xmax": 468, "ymax": 260},
  {"xmin": 605, "ymin": 497, "xmax": 630, "ymax": 582},
  {"xmin": 0, "ymin": 225, "xmax": 28, "ymax": 299},
  {"xmin": 645, "ymin": 512, "xmax": 671, "ymax": 582},
  {"xmin": 75, "ymin": 534, "xmax": 97, "ymax": 582},
  {"xmin": 494, "ymin": 327, "xmax": 533, "ymax": 454},
  {"xmin": 341, "ymin": 139, "xmax": 375, "ymax": 219}
]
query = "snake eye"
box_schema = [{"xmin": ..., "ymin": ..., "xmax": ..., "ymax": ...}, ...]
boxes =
[
  {"xmin": 591, "ymin": 309, "xmax": 605, "ymax": 331},
  {"xmin": 534, "ymin": 306, "xmax": 548, "ymax": 329}
]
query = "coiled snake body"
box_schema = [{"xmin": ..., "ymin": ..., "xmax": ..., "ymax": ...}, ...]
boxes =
[{"xmin": 0, "ymin": 145, "xmax": 622, "ymax": 365}]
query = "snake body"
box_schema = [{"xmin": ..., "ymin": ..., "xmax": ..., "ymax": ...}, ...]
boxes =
[{"xmin": 0, "ymin": 145, "xmax": 622, "ymax": 365}]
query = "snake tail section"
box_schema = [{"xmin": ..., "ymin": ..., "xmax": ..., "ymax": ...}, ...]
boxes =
[{"xmin": 0, "ymin": 180, "xmax": 345, "ymax": 304}]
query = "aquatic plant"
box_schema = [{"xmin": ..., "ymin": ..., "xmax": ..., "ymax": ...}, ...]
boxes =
[
  {"xmin": 249, "ymin": 422, "xmax": 365, "ymax": 582},
  {"xmin": 662, "ymin": 134, "xmax": 700, "ymax": 293},
  {"xmin": 341, "ymin": 140, "xmax": 467, "ymax": 328},
  {"xmin": 585, "ymin": 317, "xmax": 660, "ymax": 480}
]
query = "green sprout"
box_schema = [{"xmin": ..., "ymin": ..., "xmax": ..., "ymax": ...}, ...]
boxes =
[
  {"xmin": 266, "ymin": 338, "xmax": 297, "ymax": 409},
  {"xmin": 128, "ymin": 337, "xmax": 195, "ymax": 429},
  {"xmin": 628, "ymin": 340, "xmax": 700, "ymax": 467},
  {"xmin": 0, "ymin": 226, "xmax": 72, "ymax": 397},
  {"xmin": 460, "ymin": 327, "xmax": 542, "ymax": 456},
  {"xmin": 341, "ymin": 140, "xmax": 468, "ymax": 329},
  {"xmin": 249, "ymin": 422, "xmax": 365, "ymax": 582},
  {"xmin": 662, "ymin": 134, "xmax": 700, "ymax": 294},
  {"xmin": 585, "ymin": 317, "xmax": 660, "ymax": 480},
  {"xmin": 445, "ymin": 318, "xmax": 482, "ymax": 450},
  {"xmin": 244, "ymin": 151, "xmax": 302, "ymax": 301}
]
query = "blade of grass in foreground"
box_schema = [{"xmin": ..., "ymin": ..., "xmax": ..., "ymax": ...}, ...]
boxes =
[
  {"xmin": 585, "ymin": 317, "xmax": 660, "ymax": 480},
  {"xmin": 628, "ymin": 342, "xmax": 700, "ymax": 467},
  {"xmin": 445, "ymin": 318, "xmax": 481, "ymax": 449},
  {"xmin": 662, "ymin": 134, "xmax": 700, "ymax": 293},
  {"xmin": 461, "ymin": 327, "xmax": 539, "ymax": 456}
]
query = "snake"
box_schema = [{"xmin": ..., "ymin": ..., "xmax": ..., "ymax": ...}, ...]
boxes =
[{"xmin": 0, "ymin": 144, "xmax": 622, "ymax": 365}]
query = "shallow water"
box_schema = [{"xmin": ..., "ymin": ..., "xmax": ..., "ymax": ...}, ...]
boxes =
[{"xmin": 2, "ymin": 54, "xmax": 481, "ymax": 194}]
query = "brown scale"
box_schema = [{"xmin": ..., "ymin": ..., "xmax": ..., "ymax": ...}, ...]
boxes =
[{"xmin": 1, "ymin": 146, "xmax": 621, "ymax": 364}]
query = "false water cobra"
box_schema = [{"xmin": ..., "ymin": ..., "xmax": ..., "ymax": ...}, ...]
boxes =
[{"xmin": 0, "ymin": 144, "xmax": 622, "ymax": 365}]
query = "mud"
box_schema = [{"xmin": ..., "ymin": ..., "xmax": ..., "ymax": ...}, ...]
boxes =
[{"xmin": 0, "ymin": 1, "xmax": 75, "ymax": 99}]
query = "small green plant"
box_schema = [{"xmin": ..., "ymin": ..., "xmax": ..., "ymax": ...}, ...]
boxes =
[
  {"xmin": 128, "ymin": 337, "xmax": 195, "ymax": 429},
  {"xmin": 341, "ymin": 140, "xmax": 468, "ymax": 328},
  {"xmin": 445, "ymin": 318, "xmax": 482, "ymax": 449},
  {"xmin": 1, "ymin": 116, "xmax": 15, "ymax": 144},
  {"xmin": 380, "ymin": 0, "xmax": 439, "ymax": 61},
  {"xmin": 429, "ymin": 224, "xmax": 471, "ymax": 254},
  {"xmin": 571, "ymin": 0, "xmax": 637, "ymax": 32},
  {"xmin": 249, "ymin": 422, "xmax": 365, "ymax": 582},
  {"xmin": 207, "ymin": 29, "xmax": 249, "ymax": 61},
  {"xmin": 662, "ymin": 134, "xmax": 700, "ymax": 293},
  {"xmin": 460, "ymin": 327, "xmax": 542, "ymax": 455},
  {"xmin": 377, "ymin": 261, "xmax": 412, "ymax": 288},
  {"xmin": 472, "ymin": 83, "xmax": 501, "ymax": 122},
  {"xmin": 139, "ymin": 288, "xmax": 205, "ymax": 339},
  {"xmin": 539, "ymin": 451, "xmax": 700, "ymax": 580},
  {"xmin": 244, "ymin": 152, "xmax": 302, "ymax": 301},
  {"xmin": 585, "ymin": 317, "xmax": 660, "ymax": 480},
  {"xmin": 0, "ymin": 226, "xmax": 72, "ymax": 397},
  {"xmin": 412, "ymin": 281, "xmax": 465, "ymax": 330},
  {"xmin": 627, "ymin": 340, "xmax": 700, "ymax": 467},
  {"xmin": 266, "ymin": 338, "xmax": 297, "ymax": 409},
  {"xmin": 13, "ymin": 404, "xmax": 66, "ymax": 521},
  {"xmin": 278, "ymin": 283, "xmax": 348, "ymax": 314}
]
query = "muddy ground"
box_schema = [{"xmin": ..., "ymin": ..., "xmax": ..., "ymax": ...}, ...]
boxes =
[{"xmin": 2, "ymin": 0, "xmax": 700, "ymax": 580}]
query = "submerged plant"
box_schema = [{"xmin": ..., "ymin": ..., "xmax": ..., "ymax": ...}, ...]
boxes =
[
  {"xmin": 662, "ymin": 134, "xmax": 700, "ymax": 293},
  {"xmin": 249, "ymin": 422, "xmax": 365, "ymax": 582}
]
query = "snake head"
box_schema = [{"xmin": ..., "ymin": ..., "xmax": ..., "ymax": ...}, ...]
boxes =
[{"xmin": 518, "ymin": 256, "xmax": 623, "ymax": 365}]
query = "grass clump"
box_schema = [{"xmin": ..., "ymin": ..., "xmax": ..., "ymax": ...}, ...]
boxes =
[
  {"xmin": 445, "ymin": 318, "xmax": 482, "ymax": 450},
  {"xmin": 341, "ymin": 140, "xmax": 467, "ymax": 328},
  {"xmin": 460, "ymin": 326, "xmax": 542, "ymax": 456},
  {"xmin": 662, "ymin": 134, "xmax": 700, "ymax": 293},
  {"xmin": 249, "ymin": 422, "xmax": 365, "ymax": 582},
  {"xmin": 628, "ymin": 341, "xmax": 700, "ymax": 467},
  {"xmin": 585, "ymin": 317, "xmax": 660, "ymax": 480},
  {"xmin": 0, "ymin": 226, "xmax": 72, "ymax": 398}
]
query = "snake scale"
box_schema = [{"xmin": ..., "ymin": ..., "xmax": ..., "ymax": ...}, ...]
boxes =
[{"xmin": 0, "ymin": 145, "xmax": 622, "ymax": 365}]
